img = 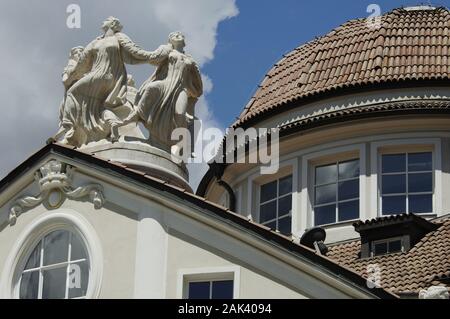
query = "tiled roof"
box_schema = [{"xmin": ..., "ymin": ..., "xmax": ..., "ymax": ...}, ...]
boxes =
[
  {"xmin": 327, "ymin": 215, "xmax": 450, "ymax": 295},
  {"xmin": 238, "ymin": 6, "xmax": 450, "ymax": 126}
]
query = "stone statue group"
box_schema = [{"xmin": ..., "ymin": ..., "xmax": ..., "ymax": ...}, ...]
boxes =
[{"xmin": 54, "ymin": 17, "xmax": 203, "ymax": 155}]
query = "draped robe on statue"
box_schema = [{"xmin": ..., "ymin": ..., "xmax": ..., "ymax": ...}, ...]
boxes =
[
  {"xmin": 134, "ymin": 45, "xmax": 203, "ymax": 149},
  {"xmin": 59, "ymin": 32, "xmax": 152, "ymax": 146}
]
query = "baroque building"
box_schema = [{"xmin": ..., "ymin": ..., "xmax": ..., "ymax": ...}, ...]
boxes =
[{"xmin": 0, "ymin": 6, "xmax": 449, "ymax": 299}]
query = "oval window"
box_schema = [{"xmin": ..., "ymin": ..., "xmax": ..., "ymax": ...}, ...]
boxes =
[{"xmin": 19, "ymin": 230, "xmax": 90, "ymax": 299}]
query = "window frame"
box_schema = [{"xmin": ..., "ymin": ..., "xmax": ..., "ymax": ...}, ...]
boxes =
[
  {"xmin": 247, "ymin": 160, "xmax": 297, "ymax": 234},
  {"xmin": 177, "ymin": 266, "xmax": 240, "ymax": 299},
  {"xmin": 372, "ymin": 139, "xmax": 441, "ymax": 217},
  {"xmin": 186, "ymin": 279, "xmax": 234, "ymax": 299},
  {"xmin": 0, "ymin": 209, "xmax": 103, "ymax": 299},
  {"xmin": 379, "ymin": 151, "xmax": 434, "ymax": 215},
  {"xmin": 302, "ymin": 144, "xmax": 365, "ymax": 228},
  {"xmin": 312, "ymin": 159, "xmax": 360, "ymax": 226},
  {"xmin": 18, "ymin": 230, "xmax": 89, "ymax": 299},
  {"xmin": 258, "ymin": 174, "xmax": 293, "ymax": 234},
  {"xmin": 370, "ymin": 237, "xmax": 404, "ymax": 257}
]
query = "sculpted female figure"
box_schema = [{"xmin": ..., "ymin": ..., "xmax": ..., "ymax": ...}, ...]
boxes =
[
  {"xmin": 117, "ymin": 31, "xmax": 203, "ymax": 152},
  {"xmin": 55, "ymin": 17, "xmax": 158, "ymax": 147}
]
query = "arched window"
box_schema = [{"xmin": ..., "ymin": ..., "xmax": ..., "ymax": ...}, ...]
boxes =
[{"xmin": 19, "ymin": 230, "xmax": 89, "ymax": 299}]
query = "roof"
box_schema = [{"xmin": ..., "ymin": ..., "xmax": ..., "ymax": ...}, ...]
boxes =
[
  {"xmin": 0, "ymin": 142, "xmax": 396, "ymax": 299},
  {"xmin": 353, "ymin": 212, "xmax": 439, "ymax": 233},
  {"xmin": 237, "ymin": 6, "xmax": 450, "ymax": 127},
  {"xmin": 328, "ymin": 215, "xmax": 450, "ymax": 296}
]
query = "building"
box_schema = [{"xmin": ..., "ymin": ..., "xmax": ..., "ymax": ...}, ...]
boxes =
[{"xmin": 0, "ymin": 6, "xmax": 449, "ymax": 299}]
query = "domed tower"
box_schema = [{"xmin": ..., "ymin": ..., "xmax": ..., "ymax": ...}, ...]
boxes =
[{"xmin": 198, "ymin": 6, "xmax": 450, "ymax": 243}]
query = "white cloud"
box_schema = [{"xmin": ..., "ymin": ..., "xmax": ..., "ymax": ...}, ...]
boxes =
[{"xmin": 0, "ymin": 0, "xmax": 238, "ymax": 191}]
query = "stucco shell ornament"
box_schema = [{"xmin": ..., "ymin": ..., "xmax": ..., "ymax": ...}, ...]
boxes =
[{"xmin": 8, "ymin": 160, "xmax": 105, "ymax": 225}]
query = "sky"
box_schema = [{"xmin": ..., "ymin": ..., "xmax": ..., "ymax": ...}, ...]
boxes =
[{"xmin": 0, "ymin": 0, "xmax": 449, "ymax": 190}]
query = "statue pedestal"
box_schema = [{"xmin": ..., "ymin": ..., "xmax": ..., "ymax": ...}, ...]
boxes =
[{"xmin": 80, "ymin": 139, "xmax": 192, "ymax": 192}]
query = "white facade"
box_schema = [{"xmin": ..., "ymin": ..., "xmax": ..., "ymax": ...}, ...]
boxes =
[{"xmin": 0, "ymin": 151, "xmax": 383, "ymax": 299}]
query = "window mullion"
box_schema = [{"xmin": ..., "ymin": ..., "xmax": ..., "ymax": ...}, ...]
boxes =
[
  {"xmin": 335, "ymin": 162, "xmax": 339, "ymax": 223},
  {"xmin": 276, "ymin": 179, "xmax": 280, "ymax": 231},
  {"xmin": 209, "ymin": 281, "xmax": 213, "ymax": 299},
  {"xmin": 65, "ymin": 232, "xmax": 72, "ymax": 299},
  {"xmin": 406, "ymin": 153, "xmax": 409, "ymax": 214},
  {"xmin": 38, "ymin": 239, "xmax": 44, "ymax": 299}
]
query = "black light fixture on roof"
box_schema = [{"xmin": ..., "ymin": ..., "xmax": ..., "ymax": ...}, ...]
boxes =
[{"xmin": 300, "ymin": 227, "xmax": 328, "ymax": 255}]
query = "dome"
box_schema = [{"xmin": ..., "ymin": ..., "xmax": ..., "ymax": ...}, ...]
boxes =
[{"xmin": 237, "ymin": 6, "xmax": 450, "ymax": 126}]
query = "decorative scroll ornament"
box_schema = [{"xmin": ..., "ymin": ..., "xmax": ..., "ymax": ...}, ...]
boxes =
[{"xmin": 9, "ymin": 160, "xmax": 105, "ymax": 225}]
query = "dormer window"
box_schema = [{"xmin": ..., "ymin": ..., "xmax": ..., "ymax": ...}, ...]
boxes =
[
  {"xmin": 371, "ymin": 237, "xmax": 403, "ymax": 257},
  {"xmin": 354, "ymin": 213, "xmax": 439, "ymax": 259}
]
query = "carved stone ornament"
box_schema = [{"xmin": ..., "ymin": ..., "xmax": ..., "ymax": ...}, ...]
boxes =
[
  {"xmin": 9, "ymin": 160, "xmax": 105, "ymax": 226},
  {"xmin": 419, "ymin": 286, "xmax": 450, "ymax": 299}
]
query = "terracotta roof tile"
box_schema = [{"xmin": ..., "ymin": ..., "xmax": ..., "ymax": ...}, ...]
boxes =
[
  {"xmin": 327, "ymin": 216, "xmax": 450, "ymax": 295},
  {"xmin": 237, "ymin": 7, "xmax": 450, "ymax": 127}
]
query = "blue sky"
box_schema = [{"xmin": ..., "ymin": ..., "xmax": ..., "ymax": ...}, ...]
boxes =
[
  {"xmin": 203, "ymin": 0, "xmax": 450, "ymax": 128},
  {"xmin": 1, "ymin": 0, "xmax": 450, "ymax": 188}
]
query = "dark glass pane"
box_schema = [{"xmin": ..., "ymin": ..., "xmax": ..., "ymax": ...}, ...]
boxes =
[
  {"xmin": 42, "ymin": 266, "xmax": 67, "ymax": 299},
  {"xmin": 24, "ymin": 242, "xmax": 41, "ymax": 270},
  {"xmin": 43, "ymin": 230, "xmax": 69, "ymax": 266},
  {"xmin": 338, "ymin": 179, "xmax": 359, "ymax": 201},
  {"xmin": 260, "ymin": 201, "xmax": 276, "ymax": 223},
  {"xmin": 408, "ymin": 173, "xmax": 432, "ymax": 193},
  {"xmin": 374, "ymin": 242, "xmax": 388, "ymax": 255},
  {"xmin": 70, "ymin": 234, "xmax": 87, "ymax": 261},
  {"xmin": 314, "ymin": 204, "xmax": 336, "ymax": 226},
  {"xmin": 68, "ymin": 261, "xmax": 89, "ymax": 299},
  {"xmin": 338, "ymin": 200, "xmax": 359, "ymax": 222},
  {"xmin": 278, "ymin": 196, "xmax": 292, "ymax": 216},
  {"xmin": 279, "ymin": 175, "xmax": 292, "ymax": 196},
  {"xmin": 19, "ymin": 271, "xmax": 39, "ymax": 299},
  {"xmin": 315, "ymin": 183, "xmax": 336, "ymax": 205},
  {"xmin": 211, "ymin": 280, "xmax": 233, "ymax": 299},
  {"xmin": 409, "ymin": 194, "xmax": 432, "ymax": 213},
  {"xmin": 260, "ymin": 181, "xmax": 277, "ymax": 203},
  {"xmin": 315, "ymin": 163, "xmax": 337, "ymax": 185},
  {"xmin": 339, "ymin": 160, "xmax": 359, "ymax": 179},
  {"xmin": 389, "ymin": 240, "xmax": 402, "ymax": 253},
  {"xmin": 382, "ymin": 174, "xmax": 406, "ymax": 194},
  {"xmin": 189, "ymin": 282, "xmax": 210, "ymax": 299},
  {"xmin": 278, "ymin": 216, "xmax": 292, "ymax": 235},
  {"xmin": 408, "ymin": 152, "xmax": 432, "ymax": 172},
  {"xmin": 382, "ymin": 195, "xmax": 406, "ymax": 215},
  {"xmin": 382, "ymin": 154, "xmax": 406, "ymax": 173}
]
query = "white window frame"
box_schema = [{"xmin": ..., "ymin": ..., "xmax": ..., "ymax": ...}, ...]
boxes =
[
  {"xmin": 370, "ymin": 237, "xmax": 404, "ymax": 257},
  {"xmin": 302, "ymin": 144, "xmax": 366, "ymax": 228},
  {"xmin": 370, "ymin": 138, "xmax": 441, "ymax": 217},
  {"xmin": 312, "ymin": 159, "xmax": 360, "ymax": 226},
  {"xmin": 247, "ymin": 159, "xmax": 298, "ymax": 234},
  {"xmin": 18, "ymin": 230, "xmax": 89, "ymax": 299},
  {"xmin": 379, "ymin": 152, "xmax": 433, "ymax": 215},
  {"xmin": 258, "ymin": 175, "xmax": 293, "ymax": 233},
  {"xmin": 176, "ymin": 266, "xmax": 240, "ymax": 299},
  {"xmin": 0, "ymin": 209, "xmax": 103, "ymax": 299}
]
